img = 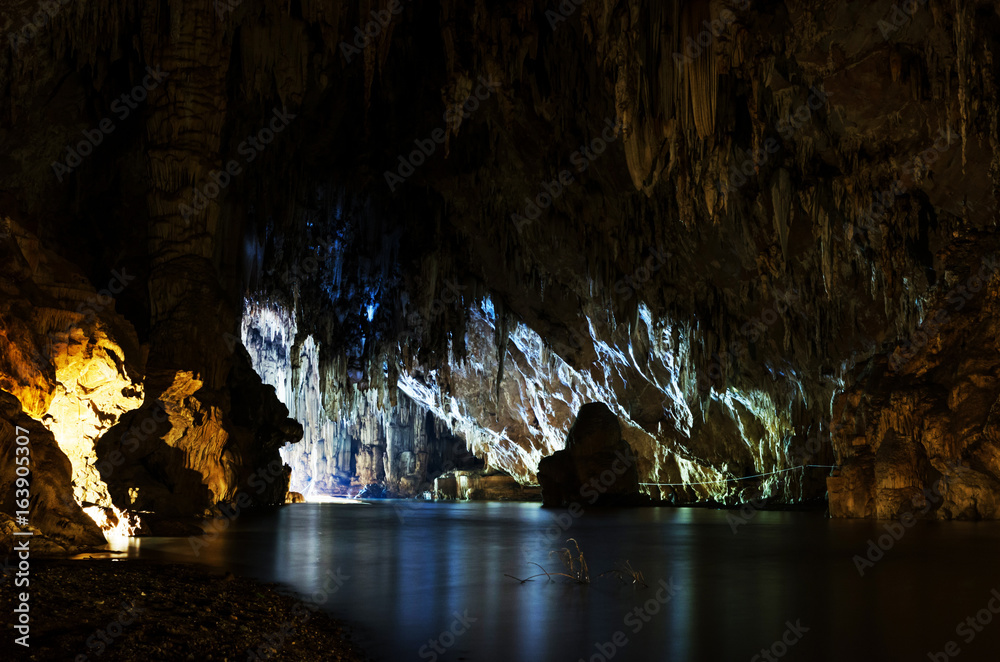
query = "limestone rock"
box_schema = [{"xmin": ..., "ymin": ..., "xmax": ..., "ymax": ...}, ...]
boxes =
[
  {"xmin": 0, "ymin": 391, "xmax": 105, "ymax": 553},
  {"xmin": 357, "ymin": 483, "xmax": 387, "ymax": 500},
  {"xmin": 829, "ymin": 248, "xmax": 1000, "ymax": 519},
  {"xmin": 538, "ymin": 403, "xmax": 643, "ymax": 507},
  {"xmin": 94, "ymin": 345, "xmax": 302, "ymax": 519},
  {"xmin": 242, "ymin": 302, "xmax": 480, "ymax": 498}
]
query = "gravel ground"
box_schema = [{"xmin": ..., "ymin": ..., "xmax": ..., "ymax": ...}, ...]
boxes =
[{"xmin": 1, "ymin": 559, "xmax": 370, "ymax": 662}]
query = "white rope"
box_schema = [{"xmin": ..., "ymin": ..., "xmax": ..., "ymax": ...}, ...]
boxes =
[{"xmin": 639, "ymin": 464, "xmax": 838, "ymax": 487}]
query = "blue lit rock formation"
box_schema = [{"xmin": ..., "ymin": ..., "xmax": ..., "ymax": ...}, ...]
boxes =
[
  {"xmin": 243, "ymin": 296, "xmax": 825, "ymax": 506},
  {"xmin": 242, "ymin": 301, "xmax": 479, "ymax": 498}
]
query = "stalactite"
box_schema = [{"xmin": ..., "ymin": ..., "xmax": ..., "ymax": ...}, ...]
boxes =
[{"xmin": 4, "ymin": 0, "xmax": 993, "ymax": 514}]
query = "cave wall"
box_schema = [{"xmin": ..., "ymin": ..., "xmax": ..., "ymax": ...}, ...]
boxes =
[
  {"xmin": 0, "ymin": 219, "xmax": 143, "ymax": 549},
  {"xmin": 241, "ymin": 300, "xmax": 479, "ymax": 497},
  {"xmin": 0, "ymin": 215, "xmax": 302, "ymax": 546},
  {"xmin": 0, "ymin": 0, "xmax": 307, "ymax": 541},
  {"xmin": 1, "ymin": 0, "xmax": 999, "ymax": 525},
  {"xmin": 828, "ymin": 240, "xmax": 1000, "ymax": 519},
  {"xmin": 0, "ymin": 391, "xmax": 106, "ymax": 554},
  {"xmin": 241, "ymin": 289, "xmax": 827, "ymax": 506},
  {"xmin": 398, "ymin": 297, "xmax": 831, "ymax": 505}
]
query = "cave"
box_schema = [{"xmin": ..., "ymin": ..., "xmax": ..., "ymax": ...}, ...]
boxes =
[{"xmin": 3, "ymin": 0, "xmax": 1000, "ymax": 660}]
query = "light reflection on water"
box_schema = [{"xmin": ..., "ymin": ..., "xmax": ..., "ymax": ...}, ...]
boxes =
[{"xmin": 125, "ymin": 503, "xmax": 1000, "ymax": 661}]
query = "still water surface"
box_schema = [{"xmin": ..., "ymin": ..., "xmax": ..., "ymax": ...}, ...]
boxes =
[{"xmin": 125, "ymin": 502, "xmax": 1000, "ymax": 661}]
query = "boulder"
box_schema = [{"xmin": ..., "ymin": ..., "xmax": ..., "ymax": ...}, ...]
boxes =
[{"xmin": 537, "ymin": 402, "xmax": 644, "ymax": 507}]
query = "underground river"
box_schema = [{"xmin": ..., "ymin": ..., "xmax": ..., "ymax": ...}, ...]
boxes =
[{"xmin": 113, "ymin": 503, "xmax": 1000, "ymax": 662}]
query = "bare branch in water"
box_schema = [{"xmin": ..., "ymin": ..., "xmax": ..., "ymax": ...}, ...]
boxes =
[{"xmin": 507, "ymin": 540, "xmax": 648, "ymax": 588}]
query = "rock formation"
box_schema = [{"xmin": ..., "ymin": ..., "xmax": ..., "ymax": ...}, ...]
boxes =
[
  {"xmin": 828, "ymin": 241, "xmax": 1000, "ymax": 519},
  {"xmin": 538, "ymin": 403, "xmax": 643, "ymax": 507},
  {"xmin": 0, "ymin": 214, "xmax": 302, "ymax": 544},
  {"xmin": 0, "ymin": 391, "xmax": 105, "ymax": 554},
  {"xmin": 241, "ymin": 301, "xmax": 482, "ymax": 498},
  {"xmin": 2, "ymin": 0, "xmax": 1000, "ymax": 531},
  {"xmin": 0, "ymin": 220, "xmax": 144, "ymax": 549}
]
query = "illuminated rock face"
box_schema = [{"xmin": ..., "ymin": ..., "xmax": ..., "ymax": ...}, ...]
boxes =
[
  {"xmin": 0, "ymin": 220, "xmax": 144, "ymax": 547},
  {"xmin": 94, "ymin": 348, "xmax": 303, "ymax": 520},
  {"xmin": 241, "ymin": 304, "xmax": 353, "ymax": 495},
  {"xmin": 0, "ymin": 221, "xmax": 302, "ymax": 543},
  {"xmin": 3, "ymin": 0, "xmax": 1000, "ymax": 524},
  {"xmin": 242, "ymin": 302, "xmax": 478, "ymax": 497},
  {"xmin": 0, "ymin": 391, "xmax": 106, "ymax": 554},
  {"xmin": 829, "ymin": 255, "xmax": 1000, "ymax": 520},
  {"xmin": 242, "ymin": 297, "xmax": 819, "ymax": 505},
  {"xmin": 434, "ymin": 472, "xmax": 539, "ymax": 501},
  {"xmin": 399, "ymin": 302, "xmax": 823, "ymax": 506},
  {"xmin": 43, "ymin": 328, "xmax": 144, "ymax": 509}
]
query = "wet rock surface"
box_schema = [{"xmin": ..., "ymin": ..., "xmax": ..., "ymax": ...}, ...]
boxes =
[
  {"xmin": 0, "ymin": 216, "xmax": 302, "ymax": 544},
  {"xmin": 432, "ymin": 470, "xmax": 542, "ymax": 501},
  {"xmin": 356, "ymin": 483, "xmax": 387, "ymax": 500}
]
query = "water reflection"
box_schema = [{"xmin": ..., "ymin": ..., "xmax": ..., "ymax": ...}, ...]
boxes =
[{"xmin": 125, "ymin": 503, "xmax": 1000, "ymax": 662}]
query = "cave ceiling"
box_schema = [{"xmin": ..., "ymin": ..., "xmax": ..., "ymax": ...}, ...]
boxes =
[{"xmin": 2, "ymin": 0, "xmax": 1000, "ymax": 519}]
